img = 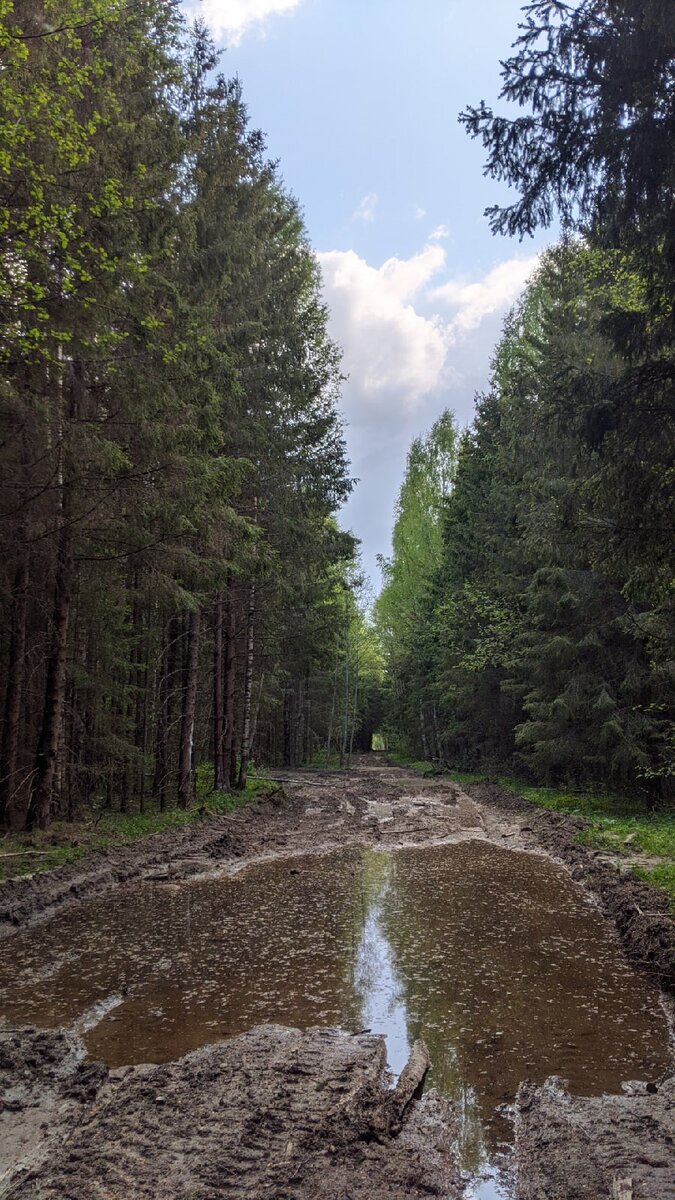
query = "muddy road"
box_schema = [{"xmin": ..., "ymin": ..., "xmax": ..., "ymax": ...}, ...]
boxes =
[{"xmin": 1, "ymin": 758, "xmax": 673, "ymax": 1199}]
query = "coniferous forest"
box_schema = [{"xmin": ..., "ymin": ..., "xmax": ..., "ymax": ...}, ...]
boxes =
[
  {"xmin": 1, "ymin": 0, "xmax": 673, "ymax": 840},
  {"xmin": 0, "ymin": 3, "xmax": 381, "ymax": 832},
  {"xmin": 377, "ymin": 0, "xmax": 674, "ymax": 802}
]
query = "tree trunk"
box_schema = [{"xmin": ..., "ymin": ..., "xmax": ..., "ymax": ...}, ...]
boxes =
[
  {"xmin": 432, "ymin": 703, "xmax": 442, "ymax": 762},
  {"xmin": 27, "ymin": 359, "xmax": 83, "ymax": 830},
  {"xmin": 340, "ymin": 625, "xmax": 350, "ymax": 769},
  {"xmin": 250, "ymin": 669, "xmax": 265, "ymax": 759},
  {"xmin": 419, "ymin": 701, "xmax": 429, "ymax": 761},
  {"xmin": 213, "ymin": 592, "xmax": 225, "ymax": 790},
  {"xmin": 237, "ymin": 583, "xmax": 256, "ymax": 790},
  {"xmin": 349, "ymin": 655, "xmax": 359, "ymax": 767},
  {"xmin": 1, "ymin": 551, "xmax": 29, "ymax": 827},
  {"xmin": 153, "ymin": 619, "xmax": 170, "ymax": 808},
  {"xmin": 223, "ymin": 588, "xmax": 237, "ymax": 789},
  {"xmin": 283, "ymin": 687, "xmax": 292, "ymax": 767},
  {"xmin": 178, "ymin": 607, "xmax": 201, "ymax": 809},
  {"xmin": 27, "ymin": 516, "xmax": 74, "ymax": 829},
  {"xmin": 326, "ymin": 637, "xmax": 339, "ymax": 756}
]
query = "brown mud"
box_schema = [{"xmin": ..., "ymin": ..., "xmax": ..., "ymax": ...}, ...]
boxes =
[
  {"xmin": 465, "ymin": 779, "xmax": 675, "ymax": 998},
  {"xmin": 1, "ymin": 757, "xmax": 673, "ymax": 1199},
  {"xmin": 1, "ymin": 1024, "xmax": 460, "ymax": 1199},
  {"xmin": 515, "ymin": 1075, "xmax": 675, "ymax": 1200}
]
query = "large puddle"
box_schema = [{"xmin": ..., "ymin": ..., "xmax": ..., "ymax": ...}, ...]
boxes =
[{"xmin": 0, "ymin": 841, "xmax": 670, "ymax": 1193}]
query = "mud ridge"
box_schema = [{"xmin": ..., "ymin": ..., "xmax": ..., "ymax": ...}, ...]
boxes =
[
  {"xmin": 1, "ymin": 1025, "xmax": 461, "ymax": 1200},
  {"xmin": 515, "ymin": 1074, "xmax": 675, "ymax": 1200},
  {"xmin": 467, "ymin": 780, "xmax": 675, "ymax": 999}
]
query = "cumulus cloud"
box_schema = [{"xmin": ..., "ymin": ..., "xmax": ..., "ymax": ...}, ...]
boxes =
[
  {"xmin": 352, "ymin": 193, "xmax": 379, "ymax": 223},
  {"xmin": 317, "ymin": 242, "xmax": 538, "ymax": 418},
  {"xmin": 434, "ymin": 255, "xmax": 538, "ymax": 334},
  {"xmin": 429, "ymin": 223, "xmax": 449, "ymax": 242},
  {"xmin": 413, "ymin": 204, "xmax": 427, "ymax": 220},
  {"xmin": 318, "ymin": 240, "xmax": 540, "ymax": 585},
  {"xmin": 185, "ymin": 0, "xmax": 302, "ymax": 43},
  {"xmin": 317, "ymin": 242, "xmax": 448, "ymax": 408}
]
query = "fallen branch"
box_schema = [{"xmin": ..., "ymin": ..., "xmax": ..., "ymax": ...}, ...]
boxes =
[
  {"xmin": 0, "ymin": 850, "xmax": 61, "ymax": 859},
  {"xmin": 375, "ymin": 1039, "xmax": 431, "ymax": 1136}
]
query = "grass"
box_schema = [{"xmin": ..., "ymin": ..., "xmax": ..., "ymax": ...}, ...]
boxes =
[
  {"xmin": 387, "ymin": 752, "xmax": 448, "ymax": 777},
  {"xmin": 0, "ymin": 766, "xmax": 278, "ymax": 883},
  {"xmin": 633, "ymin": 863, "xmax": 675, "ymax": 906},
  {"xmin": 387, "ymin": 751, "xmax": 675, "ymax": 907}
]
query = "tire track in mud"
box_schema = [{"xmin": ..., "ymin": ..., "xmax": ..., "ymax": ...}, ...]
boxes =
[{"xmin": 1, "ymin": 759, "xmax": 674, "ymax": 1199}]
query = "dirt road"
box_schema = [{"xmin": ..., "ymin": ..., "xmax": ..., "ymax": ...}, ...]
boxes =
[{"xmin": 1, "ymin": 758, "xmax": 673, "ymax": 1199}]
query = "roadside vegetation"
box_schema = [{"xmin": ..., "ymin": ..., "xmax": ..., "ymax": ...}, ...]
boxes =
[{"xmin": 0, "ymin": 769, "xmax": 278, "ymax": 883}]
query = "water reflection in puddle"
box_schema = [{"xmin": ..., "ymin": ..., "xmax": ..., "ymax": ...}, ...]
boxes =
[{"xmin": 0, "ymin": 841, "xmax": 670, "ymax": 1191}]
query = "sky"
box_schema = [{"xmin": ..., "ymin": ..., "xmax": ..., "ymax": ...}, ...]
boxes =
[{"xmin": 184, "ymin": 0, "xmax": 556, "ymax": 587}]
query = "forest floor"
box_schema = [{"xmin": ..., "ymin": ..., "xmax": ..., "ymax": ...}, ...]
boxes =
[
  {"xmin": 1, "ymin": 757, "xmax": 674, "ymax": 1199},
  {"xmin": 0, "ymin": 771, "xmax": 277, "ymax": 882}
]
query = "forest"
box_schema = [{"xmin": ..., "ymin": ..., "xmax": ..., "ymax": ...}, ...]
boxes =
[
  {"xmin": 0, "ymin": 1, "xmax": 381, "ymax": 834},
  {"xmin": 377, "ymin": 0, "xmax": 674, "ymax": 804},
  {"xmin": 0, "ymin": 0, "xmax": 673, "ymax": 840}
]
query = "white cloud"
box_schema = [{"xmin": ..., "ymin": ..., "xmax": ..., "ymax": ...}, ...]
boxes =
[
  {"xmin": 317, "ymin": 242, "xmax": 448, "ymax": 408},
  {"xmin": 429, "ymin": 223, "xmax": 449, "ymax": 242},
  {"xmin": 319, "ymin": 240, "xmax": 541, "ymax": 587},
  {"xmin": 186, "ymin": 0, "xmax": 301, "ymax": 43},
  {"xmin": 413, "ymin": 204, "xmax": 427, "ymax": 220},
  {"xmin": 352, "ymin": 193, "xmax": 379, "ymax": 223},
  {"xmin": 317, "ymin": 243, "xmax": 538, "ymax": 418},
  {"xmin": 434, "ymin": 255, "xmax": 538, "ymax": 333}
]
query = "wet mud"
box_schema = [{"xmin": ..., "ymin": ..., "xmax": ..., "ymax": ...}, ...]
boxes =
[
  {"xmin": 466, "ymin": 780, "xmax": 675, "ymax": 998},
  {"xmin": 1, "ymin": 1025, "xmax": 460, "ymax": 1200},
  {"xmin": 515, "ymin": 1075, "xmax": 675, "ymax": 1200},
  {"xmin": 0, "ymin": 758, "xmax": 673, "ymax": 1198}
]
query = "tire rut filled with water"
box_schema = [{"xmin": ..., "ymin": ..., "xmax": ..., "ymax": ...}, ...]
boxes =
[{"xmin": 0, "ymin": 763, "xmax": 673, "ymax": 1198}]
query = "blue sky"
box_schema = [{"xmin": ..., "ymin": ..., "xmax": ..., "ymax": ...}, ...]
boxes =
[{"xmin": 185, "ymin": 0, "xmax": 556, "ymax": 587}]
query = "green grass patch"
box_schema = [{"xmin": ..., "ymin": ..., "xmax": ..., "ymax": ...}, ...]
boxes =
[
  {"xmin": 386, "ymin": 752, "xmax": 445, "ymax": 777},
  {"xmin": 493, "ymin": 778, "xmax": 675, "ymax": 861},
  {"xmin": 0, "ymin": 768, "xmax": 277, "ymax": 883},
  {"xmin": 576, "ymin": 814, "xmax": 675, "ymax": 858},
  {"xmin": 303, "ymin": 749, "xmax": 343, "ymax": 769},
  {"xmin": 445, "ymin": 770, "xmax": 485, "ymax": 786},
  {"xmin": 632, "ymin": 863, "xmax": 675, "ymax": 910}
]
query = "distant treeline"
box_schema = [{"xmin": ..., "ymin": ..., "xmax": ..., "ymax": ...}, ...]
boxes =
[
  {"xmin": 377, "ymin": 0, "xmax": 674, "ymax": 801},
  {"xmin": 0, "ymin": 3, "xmax": 377, "ymax": 830}
]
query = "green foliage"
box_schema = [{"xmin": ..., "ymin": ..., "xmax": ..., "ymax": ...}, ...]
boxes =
[
  {"xmin": 383, "ymin": 240, "xmax": 673, "ymax": 800},
  {"xmin": 375, "ymin": 410, "xmax": 458, "ymax": 759},
  {"xmin": 459, "ymin": 0, "xmax": 675, "ymax": 292},
  {"xmin": 0, "ymin": 11, "xmax": 356, "ymax": 828}
]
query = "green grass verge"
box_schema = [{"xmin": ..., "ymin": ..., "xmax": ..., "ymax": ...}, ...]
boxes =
[{"xmin": 0, "ymin": 768, "xmax": 277, "ymax": 883}]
